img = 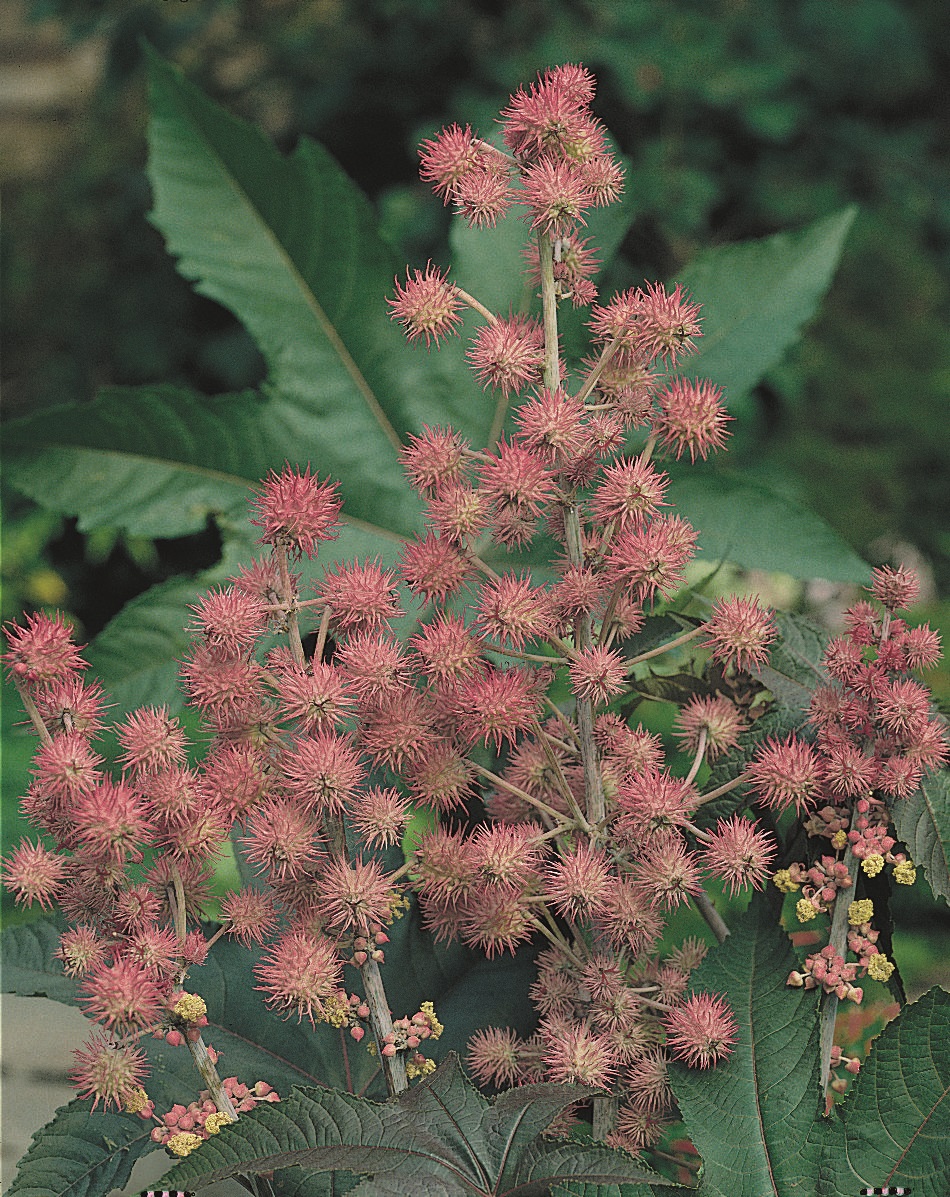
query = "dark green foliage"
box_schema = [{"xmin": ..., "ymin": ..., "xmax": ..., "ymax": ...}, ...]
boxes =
[{"xmin": 162, "ymin": 1054, "xmax": 666, "ymax": 1195}]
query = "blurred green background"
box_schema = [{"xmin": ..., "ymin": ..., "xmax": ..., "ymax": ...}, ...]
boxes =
[{"xmin": 2, "ymin": 0, "xmax": 949, "ymax": 965}]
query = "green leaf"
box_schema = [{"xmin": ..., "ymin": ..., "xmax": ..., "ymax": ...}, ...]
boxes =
[
  {"xmin": 668, "ymin": 470, "xmax": 871, "ymax": 583},
  {"xmin": 450, "ymin": 204, "xmax": 535, "ymax": 317},
  {"xmin": 163, "ymin": 1055, "xmax": 664, "ymax": 1195},
  {"xmin": 756, "ymin": 610, "xmax": 829, "ymax": 722},
  {"xmin": 676, "ymin": 206, "xmax": 857, "ymax": 404},
  {"xmin": 84, "ymin": 564, "xmax": 241, "ymax": 717},
  {"xmin": 891, "ymin": 768, "xmax": 950, "ymax": 907},
  {"xmin": 814, "ymin": 987, "xmax": 950, "ymax": 1197},
  {"xmin": 1, "ymin": 917, "xmax": 78, "ymax": 1005},
  {"xmin": 145, "ymin": 47, "xmax": 481, "ymax": 532},
  {"xmin": 2, "ymin": 385, "xmax": 253, "ymax": 538},
  {"xmin": 669, "ymin": 892, "xmax": 824, "ymax": 1197},
  {"xmin": 5, "ymin": 1100, "xmax": 157, "ymax": 1197}
]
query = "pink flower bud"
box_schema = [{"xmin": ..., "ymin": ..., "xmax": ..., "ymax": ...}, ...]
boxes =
[
  {"xmin": 831, "ymin": 1077, "xmax": 847, "ymax": 1094},
  {"xmin": 350, "ymin": 1025, "xmax": 365, "ymax": 1042},
  {"xmin": 357, "ymin": 1004, "xmax": 370, "ymax": 1019},
  {"xmin": 375, "ymin": 932, "xmax": 390, "ymax": 945},
  {"xmin": 845, "ymin": 1058, "xmax": 861, "ymax": 1075},
  {"xmin": 371, "ymin": 949, "xmax": 385, "ymax": 962},
  {"xmin": 165, "ymin": 1029, "xmax": 184, "ymax": 1047},
  {"xmin": 787, "ymin": 971, "xmax": 805, "ymax": 987},
  {"xmin": 353, "ymin": 951, "xmax": 368, "ymax": 966},
  {"xmin": 381, "ymin": 1043, "xmax": 397, "ymax": 1057},
  {"xmin": 407, "ymin": 1035, "xmax": 420, "ymax": 1048}
]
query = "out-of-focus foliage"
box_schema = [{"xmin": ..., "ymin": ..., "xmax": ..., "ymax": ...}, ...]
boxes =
[{"xmin": 5, "ymin": 0, "xmax": 949, "ymax": 607}]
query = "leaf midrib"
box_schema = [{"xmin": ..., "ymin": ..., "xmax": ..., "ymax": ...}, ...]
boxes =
[{"xmin": 155, "ymin": 79, "xmax": 403, "ymax": 456}]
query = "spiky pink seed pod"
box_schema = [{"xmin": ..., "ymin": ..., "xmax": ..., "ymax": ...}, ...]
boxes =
[
  {"xmin": 33, "ymin": 675, "xmax": 109, "ymax": 737},
  {"xmin": 653, "ymin": 377, "xmax": 731, "ymax": 462},
  {"xmin": 452, "ymin": 667, "xmax": 545, "ymax": 752},
  {"xmin": 747, "ymin": 735, "xmax": 825, "ymax": 814},
  {"xmin": 70, "ymin": 1033, "xmax": 148, "ymax": 1111},
  {"xmin": 467, "ymin": 1026, "xmax": 523, "ymax": 1088},
  {"xmin": 663, "ymin": 992, "xmax": 737, "ymax": 1068},
  {"xmin": 590, "ymin": 457, "xmax": 669, "ymax": 529},
  {"xmin": 314, "ymin": 855, "xmax": 399, "ymax": 937},
  {"xmin": 521, "ymin": 156, "xmax": 593, "ymax": 238},
  {"xmin": 467, "ymin": 316, "xmax": 545, "ymax": 397},
  {"xmin": 251, "ymin": 464, "xmax": 342, "ymax": 559},
  {"xmin": 1, "ymin": 838, "xmax": 68, "ymax": 909},
  {"xmin": 418, "ymin": 123, "xmax": 491, "ymax": 203},
  {"xmin": 399, "ymin": 425, "xmax": 470, "ymax": 495},
  {"xmin": 399, "ymin": 532, "xmax": 472, "ymax": 604},
  {"xmin": 316, "ymin": 558, "xmax": 403, "ymax": 634},
  {"xmin": 568, "ymin": 644, "xmax": 628, "ymax": 706},
  {"xmin": 631, "ymin": 281, "xmax": 703, "ymax": 365},
  {"xmin": 476, "ymin": 571, "xmax": 555, "ymax": 650},
  {"xmin": 870, "ymin": 564, "xmax": 920, "ymax": 611},
  {"xmin": 703, "ymin": 594, "xmax": 776, "ymax": 672},
  {"xmin": 631, "ymin": 831, "xmax": 704, "ymax": 911},
  {"xmin": 674, "ymin": 695, "xmax": 747, "ymax": 760},
  {"xmin": 388, "ymin": 263, "xmax": 464, "ymax": 347},
  {"xmin": 73, "ymin": 779, "xmax": 154, "ymax": 865},
  {"xmin": 4, "ymin": 611, "xmax": 87, "ymax": 687},
  {"xmin": 701, "ymin": 815, "xmax": 776, "ymax": 896},
  {"xmin": 81, "ymin": 958, "xmax": 165, "ymax": 1033},
  {"xmin": 254, "ymin": 930, "xmax": 343, "ymax": 1026}
]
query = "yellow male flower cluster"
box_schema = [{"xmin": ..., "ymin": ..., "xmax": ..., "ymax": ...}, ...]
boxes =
[
  {"xmin": 848, "ymin": 899, "xmax": 874, "ymax": 926},
  {"xmin": 173, "ymin": 993, "xmax": 208, "ymax": 1023},
  {"xmin": 122, "ymin": 1087, "xmax": 150, "ymax": 1115},
  {"xmin": 861, "ymin": 854, "xmax": 885, "ymax": 877},
  {"xmin": 406, "ymin": 1056, "xmax": 438, "ymax": 1080},
  {"xmin": 796, "ymin": 899, "xmax": 818, "ymax": 923},
  {"xmin": 773, "ymin": 869, "xmax": 800, "ymax": 894},
  {"xmin": 867, "ymin": 953, "xmax": 895, "ymax": 982},
  {"xmin": 322, "ymin": 993, "xmax": 352, "ymax": 1029},
  {"xmin": 830, "ymin": 830, "xmax": 848, "ymax": 851},
  {"xmin": 894, "ymin": 860, "xmax": 916, "ymax": 885},
  {"xmin": 167, "ymin": 1132, "xmax": 204, "ymax": 1157},
  {"xmin": 419, "ymin": 1001, "xmax": 444, "ymax": 1039},
  {"xmin": 205, "ymin": 1112, "xmax": 233, "ymax": 1135}
]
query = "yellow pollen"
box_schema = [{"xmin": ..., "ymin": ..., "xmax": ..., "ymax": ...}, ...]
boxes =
[
  {"xmin": 167, "ymin": 1132, "xmax": 204, "ymax": 1157},
  {"xmin": 848, "ymin": 899, "xmax": 874, "ymax": 926},
  {"xmin": 173, "ymin": 993, "xmax": 207, "ymax": 1023},
  {"xmin": 204, "ymin": 1112, "xmax": 233, "ymax": 1135}
]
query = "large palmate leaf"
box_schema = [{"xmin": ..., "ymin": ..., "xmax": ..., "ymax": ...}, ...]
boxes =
[
  {"xmin": 145, "ymin": 47, "xmax": 482, "ymax": 530},
  {"xmin": 892, "ymin": 768, "xmax": 950, "ymax": 907},
  {"xmin": 756, "ymin": 610, "xmax": 829, "ymax": 719},
  {"xmin": 813, "ymin": 986, "xmax": 950, "ymax": 1197},
  {"xmin": 668, "ymin": 470, "xmax": 870, "ymax": 583},
  {"xmin": 2, "ymin": 385, "xmax": 256, "ymax": 539},
  {"xmin": 676, "ymin": 207, "xmax": 857, "ymax": 407},
  {"xmin": 668, "ymin": 891, "xmax": 824, "ymax": 1197},
  {"xmin": 163, "ymin": 1054, "xmax": 665, "ymax": 1195},
  {"xmin": 6, "ymin": 1100, "xmax": 162, "ymax": 1197},
  {"xmin": 1, "ymin": 916, "xmax": 78, "ymax": 1005}
]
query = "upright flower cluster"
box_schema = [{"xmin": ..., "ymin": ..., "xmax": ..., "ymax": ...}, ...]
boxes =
[
  {"xmin": 760, "ymin": 565, "xmax": 946, "ymax": 1086},
  {"xmin": 9, "ymin": 63, "xmax": 940, "ymax": 1167}
]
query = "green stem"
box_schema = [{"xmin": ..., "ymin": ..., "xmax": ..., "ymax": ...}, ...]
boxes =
[{"xmin": 693, "ymin": 889, "xmax": 730, "ymax": 944}]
